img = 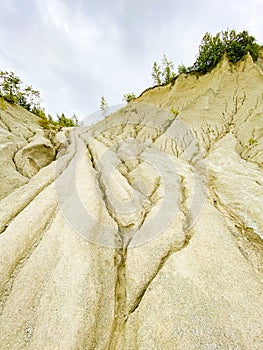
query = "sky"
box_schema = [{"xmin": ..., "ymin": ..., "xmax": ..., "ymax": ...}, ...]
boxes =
[{"xmin": 0, "ymin": 0, "xmax": 263, "ymax": 123}]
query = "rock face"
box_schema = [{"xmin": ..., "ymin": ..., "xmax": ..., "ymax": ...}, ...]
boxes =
[{"xmin": 0, "ymin": 54, "xmax": 263, "ymax": 349}]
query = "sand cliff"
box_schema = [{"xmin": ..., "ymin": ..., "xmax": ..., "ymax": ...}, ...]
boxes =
[{"xmin": 0, "ymin": 54, "xmax": 262, "ymax": 349}]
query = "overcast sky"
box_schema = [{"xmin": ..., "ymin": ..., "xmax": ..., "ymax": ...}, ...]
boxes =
[{"xmin": 0, "ymin": 0, "xmax": 263, "ymax": 123}]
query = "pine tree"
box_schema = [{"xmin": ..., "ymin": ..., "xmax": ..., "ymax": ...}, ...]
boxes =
[
  {"xmin": 161, "ymin": 54, "xmax": 176, "ymax": 84},
  {"xmin": 71, "ymin": 113, "xmax": 79, "ymax": 126},
  {"xmin": 100, "ymin": 96, "xmax": 108, "ymax": 117},
  {"xmin": 152, "ymin": 62, "xmax": 162, "ymax": 85},
  {"xmin": 23, "ymin": 86, "xmax": 41, "ymax": 112},
  {"xmin": 190, "ymin": 29, "xmax": 260, "ymax": 74},
  {"xmin": 0, "ymin": 71, "xmax": 22, "ymax": 103}
]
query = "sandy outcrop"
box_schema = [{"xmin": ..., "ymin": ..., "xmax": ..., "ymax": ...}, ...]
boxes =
[
  {"xmin": 0, "ymin": 54, "xmax": 262, "ymax": 349},
  {"xmin": 13, "ymin": 131, "xmax": 55, "ymax": 178},
  {"xmin": 0, "ymin": 101, "xmax": 62, "ymax": 199}
]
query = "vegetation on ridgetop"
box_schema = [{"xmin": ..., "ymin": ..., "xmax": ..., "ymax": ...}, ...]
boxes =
[
  {"xmin": 1, "ymin": 29, "xmax": 259, "ymax": 124},
  {"xmin": 100, "ymin": 96, "xmax": 109, "ymax": 117},
  {"xmin": 0, "ymin": 71, "xmax": 41, "ymax": 111},
  {"xmin": 189, "ymin": 29, "xmax": 260, "ymax": 74},
  {"xmin": 152, "ymin": 54, "xmax": 176, "ymax": 85},
  {"xmin": 123, "ymin": 92, "xmax": 136, "ymax": 103},
  {"xmin": 0, "ymin": 71, "xmax": 79, "ymax": 129},
  {"xmin": 151, "ymin": 29, "xmax": 261, "ymax": 85}
]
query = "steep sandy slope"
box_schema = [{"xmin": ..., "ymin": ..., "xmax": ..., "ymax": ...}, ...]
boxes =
[
  {"xmin": 0, "ymin": 100, "xmax": 66, "ymax": 200},
  {"xmin": 0, "ymin": 54, "xmax": 262, "ymax": 349}
]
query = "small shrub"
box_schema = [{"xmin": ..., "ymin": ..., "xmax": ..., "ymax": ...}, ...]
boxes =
[
  {"xmin": 248, "ymin": 138, "xmax": 258, "ymax": 146},
  {"xmin": 38, "ymin": 117, "xmax": 52, "ymax": 129},
  {"xmin": 169, "ymin": 107, "xmax": 179, "ymax": 117},
  {"xmin": 123, "ymin": 92, "xmax": 136, "ymax": 103},
  {"xmin": 57, "ymin": 113, "xmax": 79, "ymax": 127},
  {"xmin": 177, "ymin": 64, "xmax": 188, "ymax": 74}
]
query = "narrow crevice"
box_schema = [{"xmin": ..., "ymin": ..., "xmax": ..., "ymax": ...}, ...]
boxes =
[
  {"xmin": 179, "ymin": 175, "xmax": 193, "ymax": 232},
  {"xmin": 11, "ymin": 150, "xmax": 29, "ymax": 178},
  {"xmin": 209, "ymin": 177, "xmax": 263, "ymax": 274},
  {"xmin": 81, "ymin": 248, "xmax": 109, "ymax": 350},
  {"xmin": 0, "ymin": 114, "xmax": 12, "ymax": 133},
  {"xmin": 130, "ymin": 176, "xmax": 162, "ymax": 236},
  {"xmin": 127, "ymin": 176, "xmax": 193, "ymax": 317},
  {"xmin": 107, "ymin": 247, "xmax": 127, "ymax": 350},
  {"xmin": 86, "ymin": 144, "xmax": 121, "ymax": 233},
  {"xmin": 86, "ymin": 144, "xmax": 128, "ymax": 349},
  {"xmin": 127, "ymin": 234, "xmax": 191, "ymax": 317}
]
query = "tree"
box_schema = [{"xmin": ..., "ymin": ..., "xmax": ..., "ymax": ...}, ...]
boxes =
[
  {"xmin": 123, "ymin": 92, "xmax": 136, "ymax": 103},
  {"xmin": 152, "ymin": 61, "xmax": 162, "ymax": 85},
  {"xmin": 222, "ymin": 30, "xmax": 260, "ymax": 63},
  {"xmin": 57, "ymin": 113, "xmax": 75, "ymax": 127},
  {"xmin": 161, "ymin": 54, "xmax": 176, "ymax": 84},
  {"xmin": 22, "ymin": 86, "xmax": 41, "ymax": 112},
  {"xmin": 191, "ymin": 32, "xmax": 224, "ymax": 74},
  {"xmin": 100, "ymin": 96, "xmax": 108, "ymax": 117},
  {"xmin": 190, "ymin": 29, "xmax": 260, "ymax": 74},
  {"xmin": 71, "ymin": 113, "xmax": 79, "ymax": 126},
  {"xmin": 0, "ymin": 70, "xmax": 80, "ymax": 129},
  {"xmin": 151, "ymin": 55, "xmax": 176, "ymax": 85},
  {"xmin": 0, "ymin": 71, "xmax": 22, "ymax": 103},
  {"xmin": 38, "ymin": 111, "xmax": 79, "ymax": 129},
  {"xmin": 0, "ymin": 71, "xmax": 42, "ymax": 111}
]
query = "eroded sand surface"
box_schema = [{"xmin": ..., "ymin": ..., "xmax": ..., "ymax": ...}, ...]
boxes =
[{"xmin": 0, "ymin": 54, "xmax": 262, "ymax": 349}]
